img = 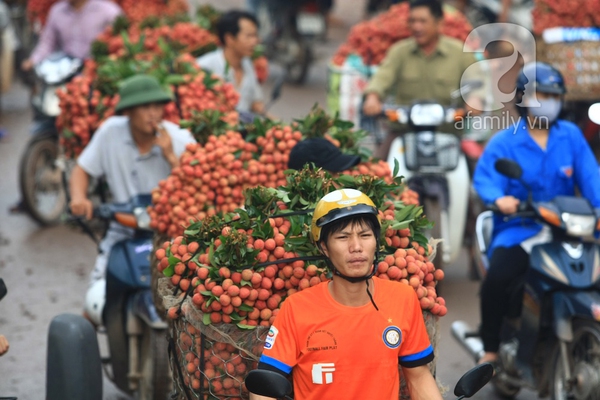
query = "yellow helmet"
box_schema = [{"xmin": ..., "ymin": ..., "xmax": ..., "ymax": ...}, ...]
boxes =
[{"xmin": 311, "ymin": 188, "xmax": 380, "ymax": 242}]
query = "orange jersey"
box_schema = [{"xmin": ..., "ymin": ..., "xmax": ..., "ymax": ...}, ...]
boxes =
[{"xmin": 259, "ymin": 276, "xmax": 433, "ymax": 400}]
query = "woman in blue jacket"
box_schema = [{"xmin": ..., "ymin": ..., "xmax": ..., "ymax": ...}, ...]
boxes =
[{"xmin": 473, "ymin": 61, "xmax": 600, "ymax": 365}]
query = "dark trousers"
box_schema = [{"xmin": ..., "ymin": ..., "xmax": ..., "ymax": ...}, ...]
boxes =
[{"xmin": 480, "ymin": 246, "xmax": 529, "ymax": 352}]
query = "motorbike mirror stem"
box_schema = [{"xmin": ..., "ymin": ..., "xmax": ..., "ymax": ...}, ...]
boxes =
[
  {"xmin": 518, "ymin": 178, "xmax": 534, "ymax": 210},
  {"xmin": 264, "ymin": 75, "xmax": 285, "ymax": 113},
  {"xmin": 450, "ymin": 81, "xmax": 484, "ymax": 110}
]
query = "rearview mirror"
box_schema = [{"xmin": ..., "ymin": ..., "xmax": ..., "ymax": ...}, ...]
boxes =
[
  {"xmin": 494, "ymin": 158, "xmax": 522, "ymax": 180},
  {"xmin": 245, "ymin": 370, "xmax": 292, "ymax": 399},
  {"xmin": 454, "ymin": 363, "xmax": 494, "ymax": 398},
  {"xmin": 271, "ymin": 75, "xmax": 285, "ymax": 103},
  {"xmin": 0, "ymin": 278, "xmax": 7, "ymax": 301},
  {"xmin": 588, "ymin": 103, "xmax": 600, "ymax": 125}
]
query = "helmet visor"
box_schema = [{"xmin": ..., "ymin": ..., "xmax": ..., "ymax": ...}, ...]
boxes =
[{"xmin": 316, "ymin": 204, "xmax": 379, "ymax": 228}]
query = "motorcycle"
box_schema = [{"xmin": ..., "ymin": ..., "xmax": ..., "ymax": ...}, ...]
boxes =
[
  {"xmin": 244, "ymin": 362, "xmax": 494, "ymax": 399},
  {"xmin": 18, "ymin": 52, "xmax": 82, "ymax": 225},
  {"xmin": 255, "ymin": 0, "xmax": 325, "ymax": 85},
  {"xmin": 452, "ymin": 158, "xmax": 600, "ymax": 399},
  {"xmin": 378, "ymin": 81, "xmax": 483, "ymax": 272},
  {"xmin": 46, "ymin": 195, "xmax": 171, "ymax": 400}
]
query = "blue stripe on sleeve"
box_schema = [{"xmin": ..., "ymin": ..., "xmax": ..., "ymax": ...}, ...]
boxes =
[
  {"xmin": 258, "ymin": 354, "xmax": 293, "ymax": 374},
  {"xmin": 399, "ymin": 345, "xmax": 434, "ymax": 362}
]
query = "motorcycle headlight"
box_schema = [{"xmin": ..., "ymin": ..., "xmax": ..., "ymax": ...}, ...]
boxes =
[
  {"xmin": 409, "ymin": 104, "xmax": 445, "ymax": 127},
  {"xmin": 42, "ymin": 87, "xmax": 61, "ymax": 117},
  {"xmin": 134, "ymin": 207, "xmax": 152, "ymax": 230},
  {"xmin": 562, "ymin": 213, "xmax": 596, "ymax": 237}
]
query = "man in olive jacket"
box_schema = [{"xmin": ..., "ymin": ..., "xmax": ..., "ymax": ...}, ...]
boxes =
[{"xmin": 363, "ymin": 0, "xmax": 485, "ymax": 158}]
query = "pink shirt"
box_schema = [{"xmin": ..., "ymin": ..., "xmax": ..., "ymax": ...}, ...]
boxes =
[{"xmin": 30, "ymin": 0, "xmax": 122, "ymax": 64}]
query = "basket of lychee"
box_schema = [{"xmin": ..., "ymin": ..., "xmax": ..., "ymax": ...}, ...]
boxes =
[{"xmin": 156, "ymin": 166, "xmax": 445, "ymax": 398}]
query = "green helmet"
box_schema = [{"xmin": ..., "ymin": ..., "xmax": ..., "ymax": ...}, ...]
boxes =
[{"xmin": 115, "ymin": 74, "xmax": 173, "ymax": 113}]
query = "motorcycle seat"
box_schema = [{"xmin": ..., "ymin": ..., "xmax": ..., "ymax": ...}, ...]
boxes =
[{"xmin": 475, "ymin": 210, "xmax": 494, "ymax": 254}]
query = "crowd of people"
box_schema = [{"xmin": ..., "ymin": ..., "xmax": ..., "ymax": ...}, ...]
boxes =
[{"xmin": 2, "ymin": 0, "xmax": 600, "ymax": 398}]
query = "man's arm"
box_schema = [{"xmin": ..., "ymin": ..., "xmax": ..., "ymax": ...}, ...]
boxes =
[
  {"xmin": 251, "ymin": 100, "xmax": 266, "ymax": 115},
  {"xmin": 363, "ymin": 44, "xmax": 402, "ymax": 115},
  {"xmin": 472, "ymin": 134, "xmax": 509, "ymax": 206},
  {"xmin": 402, "ymin": 365, "xmax": 442, "ymax": 400},
  {"xmin": 0, "ymin": 334, "xmax": 9, "ymax": 356},
  {"xmin": 249, "ymin": 394, "xmax": 275, "ymax": 400},
  {"xmin": 27, "ymin": 8, "xmax": 59, "ymax": 67},
  {"xmin": 364, "ymin": 44, "xmax": 401, "ymax": 100},
  {"xmin": 155, "ymin": 125, "xmax": 180, "ymax": 168},
  {"xmin": 69, "ymin": 164, "xmax": 93, "ymax": 220}
]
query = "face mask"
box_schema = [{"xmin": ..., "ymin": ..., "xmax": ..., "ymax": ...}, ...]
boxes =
[{"xmin": 526, "ymin": 97, "xmax": 562, "ymax": 124}]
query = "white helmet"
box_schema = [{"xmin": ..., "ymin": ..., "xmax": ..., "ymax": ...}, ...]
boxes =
[{"xmin": 84, "ymin": 279, "xmax": 106, "ymax": 326}]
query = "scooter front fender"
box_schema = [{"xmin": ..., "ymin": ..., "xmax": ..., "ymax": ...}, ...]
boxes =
[{"xmin": 553, "ymin": 290, "xmax": 600, "ymax": 342}]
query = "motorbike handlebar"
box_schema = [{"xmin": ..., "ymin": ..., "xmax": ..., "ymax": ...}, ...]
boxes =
[
  {"xmin": 93, "ymin": 203, "xmax": 136, "ymax": 220},
  {"xmin": 488, "ymin": 202, "xmax": 536, "ymax": 221}
]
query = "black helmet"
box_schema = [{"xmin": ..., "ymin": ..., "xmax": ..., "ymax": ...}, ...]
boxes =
[{"xmin": 516, "ymin": 62, "xmax": 566, "ymax": 95}]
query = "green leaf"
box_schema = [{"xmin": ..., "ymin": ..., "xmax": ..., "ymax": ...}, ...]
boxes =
[
  {"xmin": 208, "ymin": 243, "xmax": 216, "ymax": 267},
  {"xmin": 336, "ymin": 175, "xmax": 355, "ymax": 186},
  {"xmin": 184, "ymin": 228, "xmax": 199, "ymax": 236},
  {"xmin": 203, "ymin": 313, "xmax": 211, "ymax": 325},
  {"xmin": 392, "ymin": 158, "xmax": 400, "ymax": 178},
  {"xmin": 200, "ymin": 290, "xmax": 212, "ymax": 296},
  {"xmin": 238, "ymin": 303, "xmax": 254, "ymax": 312},
  {"xmin": 162, "ymin": 265, "xmax": 174, "ymax": 277},
  {"xmin": 390, "ymin": 220, "xmax": 413, "ymax": 230},
  {"xmin": 236, "ymin": 323, "xmax": 257, "ymax": 330},
  {"xmin": 240, "ymin": 279, "xmax": 252, "ymax": 287},
  {"xmin": 395, "ymin": 205, "xmax": 415, "ymax": 222},
  {"xmin": 412, "ymin": 232, "xmax": 429, "ymax": 248},
  {"xmin": 229, "ymin": 311, "xmax": 244, "ymax": 321},
  {"xmin": 164, "ymin": 74, "xmax": 187, "ymax": 85},
  {"xmin": 285, "ymin": 237, "xmax": 309, "ymax": 246}
]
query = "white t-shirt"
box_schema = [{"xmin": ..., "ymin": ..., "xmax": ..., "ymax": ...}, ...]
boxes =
[
  {"xmin": 197, "ymin": 48, "xmax": 263, "ymax": 113},
  {"xmin": 78, "ymin": 116, "xmax": 194, "ymax": 204}
]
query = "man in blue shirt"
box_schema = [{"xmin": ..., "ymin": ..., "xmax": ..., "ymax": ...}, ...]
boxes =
[{"xmin": 473, "ymin": 62, "xmax": 600, "ymax": 365}]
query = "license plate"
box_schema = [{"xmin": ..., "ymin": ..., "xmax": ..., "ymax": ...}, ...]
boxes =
[{"xmin": 297, "ymin": 13, "xmax": 326, "ymax": 35}]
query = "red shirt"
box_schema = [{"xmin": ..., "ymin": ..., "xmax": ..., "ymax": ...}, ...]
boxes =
[{"xmin": 259, "ymin": 277, "xmax": 433, "ymax": 400}]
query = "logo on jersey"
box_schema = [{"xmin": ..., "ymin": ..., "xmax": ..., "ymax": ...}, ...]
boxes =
[
  {"xmin": 306, "ymin": 329, "xmax": 338, "ymax": 351},
  {"xmin": 311, "ymin": 363, "xmax": 335, "ymax": 384},
  {"xmin": 383, "ymin": 326, "xmax": 402, "ymax": 349},
  {"xmin": 560, "ymin": 165, "xmax": 573, "ymax": 178},
  {"xmin": 264, "ymin": 326, "xmax": 279, "ymax": 350}
]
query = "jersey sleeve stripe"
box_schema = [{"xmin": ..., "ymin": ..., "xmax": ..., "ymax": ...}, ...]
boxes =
[
  {"xmin": 399, "ymin": 350, "xmax": 434, "ymax": 368},
  {"xmin": 399, "ymin": 345, "xmax": 434, "ymax": 363},
  {"xmin": 258, "ymin": 354, "xmax": 293, "ymax": 375}
]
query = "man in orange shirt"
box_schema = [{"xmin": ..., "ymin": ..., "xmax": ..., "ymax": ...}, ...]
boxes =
[{"xmin": 251, "ymin": 189, "xmax": 441, "ymax": 400}]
